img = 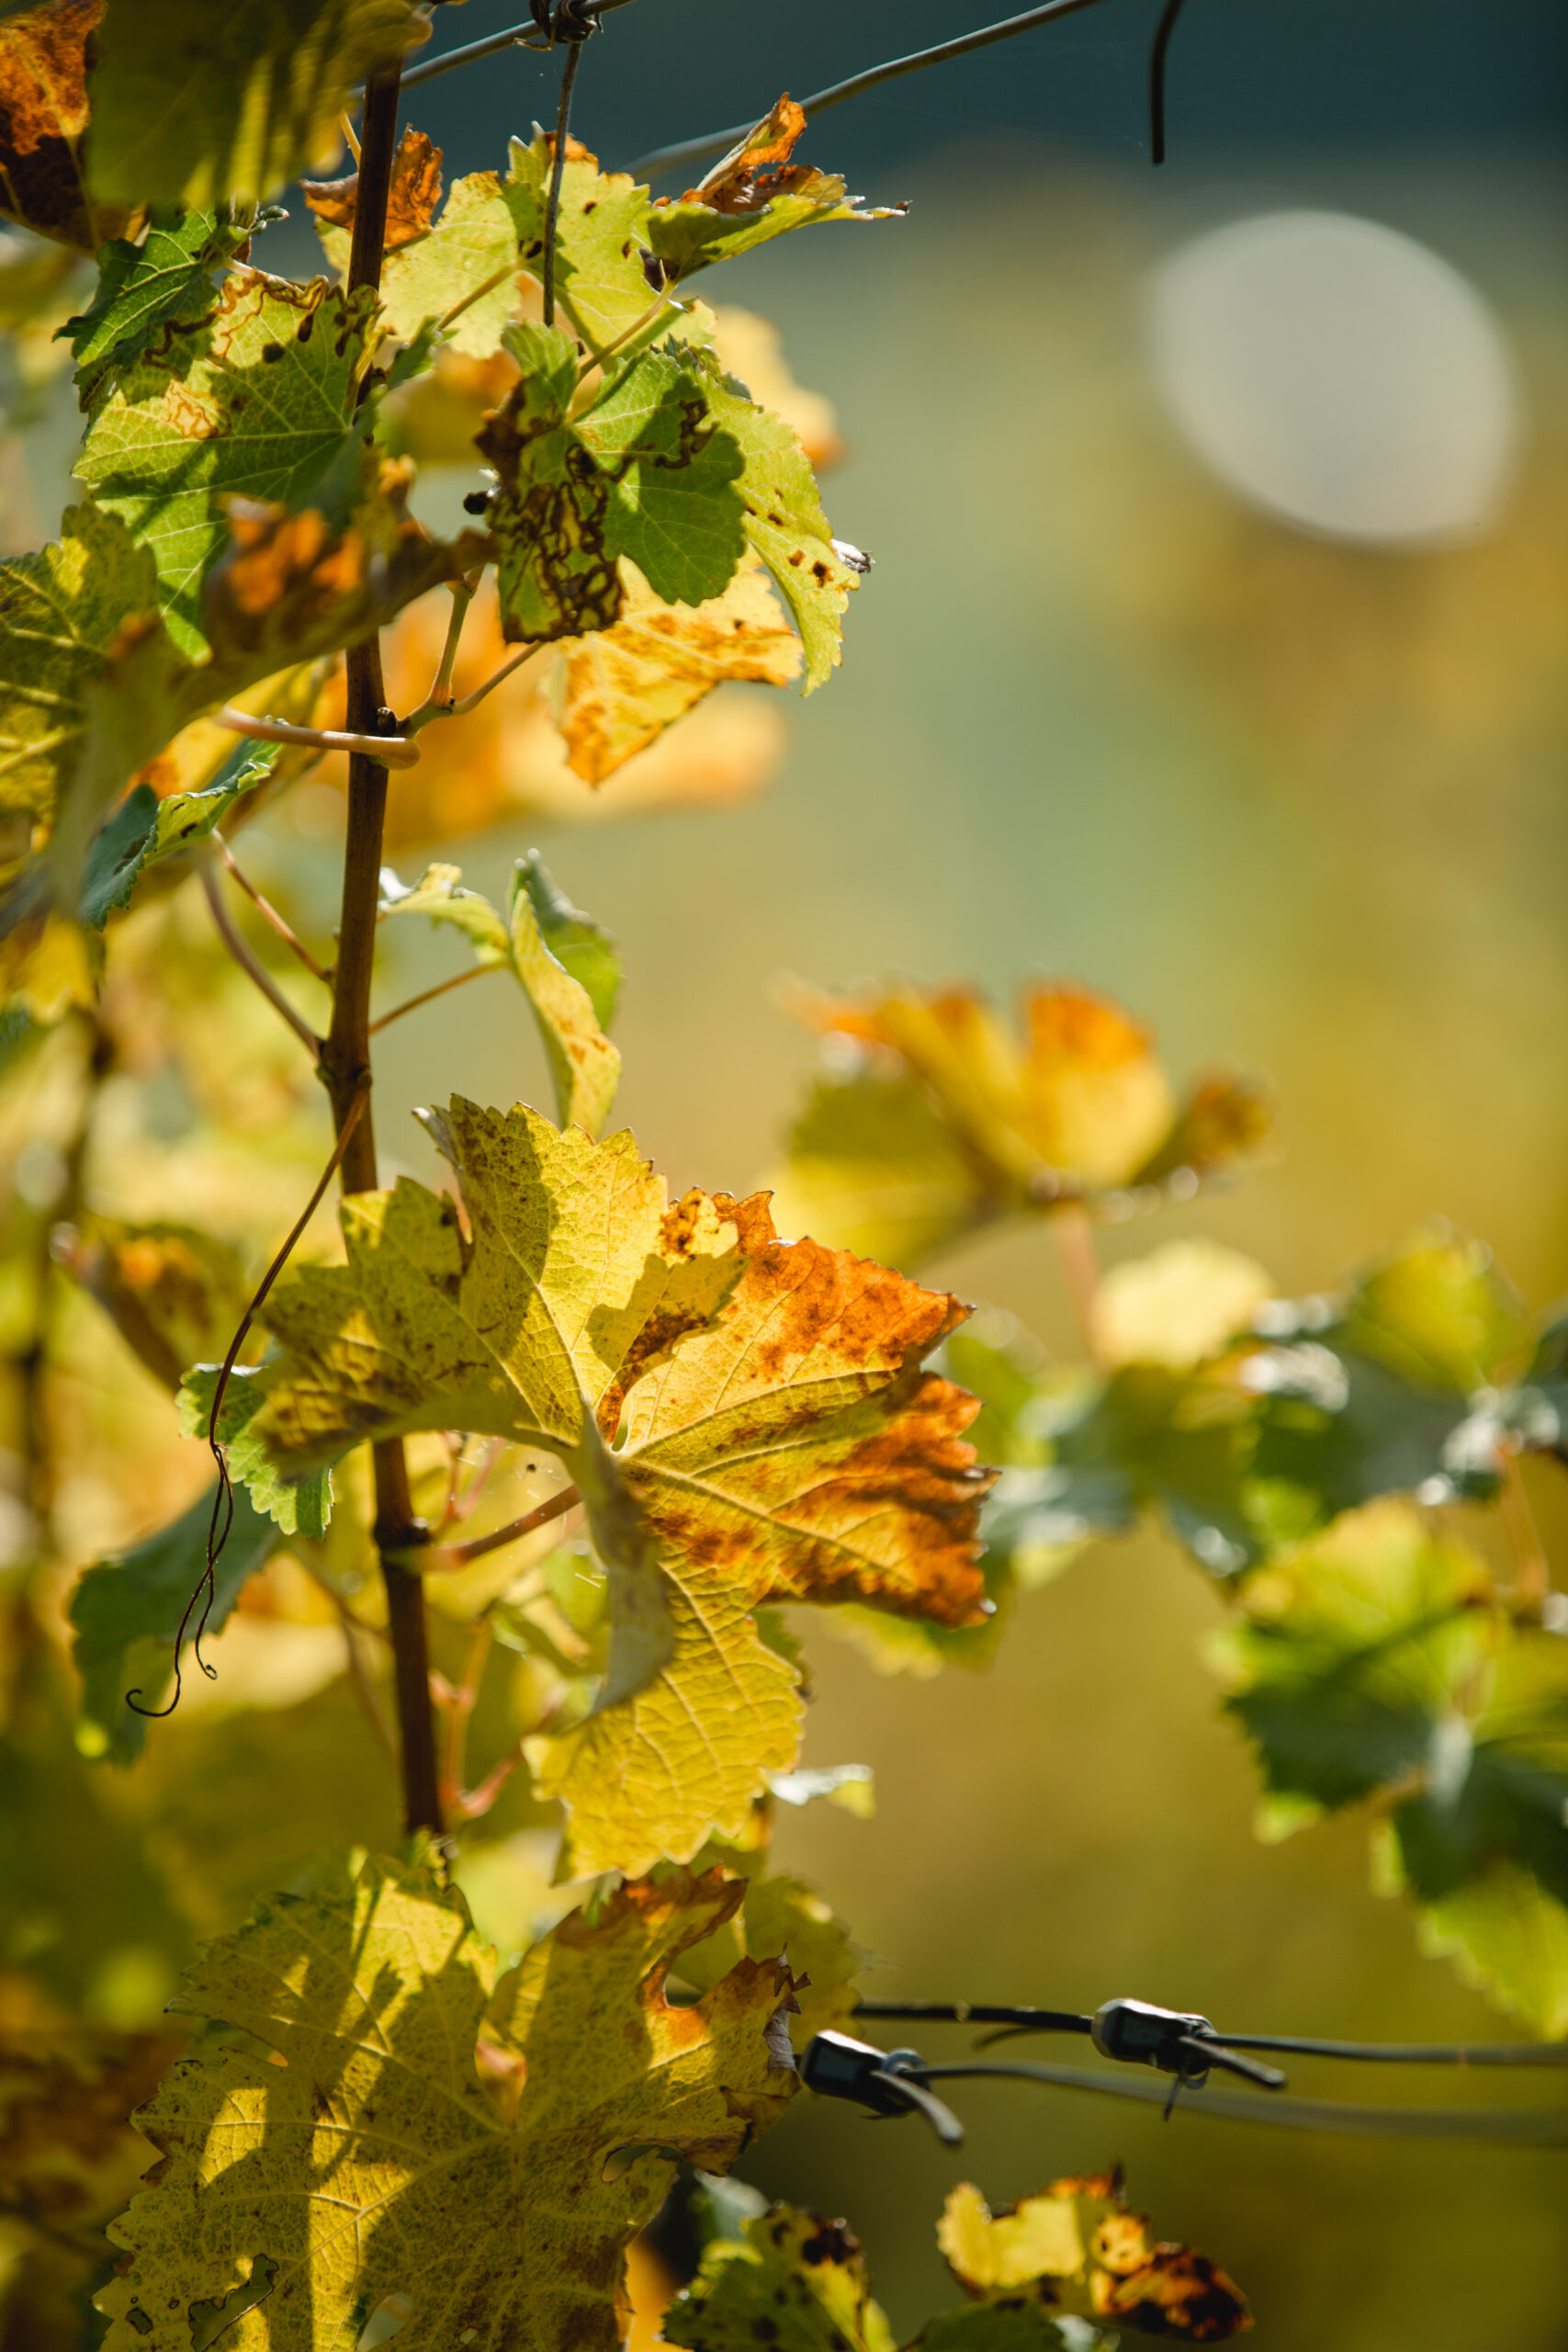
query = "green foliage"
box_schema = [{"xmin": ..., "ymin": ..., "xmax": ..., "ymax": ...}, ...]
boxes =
[
  {"xmin": 74, "ymin": 268, "xmax": 378, "ymax": 654},
  {"xmin": 502, "ymin": 131, "xmax": 654, "ymax": 353},
  {"xmin": 176, "ymin": 1363, "xmax": 334, "ymax": 1537},
  {"xmin": 63, "ymin": 204, "xmax": 256, "ymax": 399},
  {"xmin": 77, "ymin": 740, "xmax": 278, "ymax": 924},
  {"xmin": 87, "ymin": 0, "xmax": 433, "ymax": 209},
  {"xmin": 380, "ymin": 857, "xmax": 621, "ymax": 1135},
  {"xmin": 69, "ymin": 1478, "xmax": 284, "ymax": 1761}
]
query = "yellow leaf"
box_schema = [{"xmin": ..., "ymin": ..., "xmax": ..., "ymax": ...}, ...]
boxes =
[
  {"xmin": 939, "ymin": 2177, "xmax": 1252, "ymax": 2341},
  {"xmin": 560, "ymin": 558, "xmax": 801, "ymax": 784},
  {"xmin": 774, "ymin": 978, "xmax": 1276, "ymax": 1265},
  {"xmin": 1090, "ymin": 1240, "xmax": 1275, "ymax": 1369},
  {"xmin": 97, "ymin": 1858, "xmax": 798, "ymax": 2352},
  {"xmin": 710, "ymin": 305, "xmax": 843, "ymax": 470},
  {"xmin": 58, "ymin": 1216, "xmax": 252, "ymax": 1388},
  {"xmin": 255, "ymin": 1102, "xmax": 989, "ymax": 1872}
]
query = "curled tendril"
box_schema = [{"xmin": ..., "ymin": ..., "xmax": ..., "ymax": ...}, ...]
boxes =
[{"xmin": 125, "ymin": 1087, "xmax": 369, "ymax": 1725}]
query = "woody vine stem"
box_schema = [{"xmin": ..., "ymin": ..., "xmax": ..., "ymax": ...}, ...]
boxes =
[{"xmin": 321, "ymin": 50, "xmax": 443, "ymax": 1838}]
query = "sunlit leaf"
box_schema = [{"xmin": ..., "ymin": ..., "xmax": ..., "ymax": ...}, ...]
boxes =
[
  {"xmin": 479, "ymin": 328, "xmax": 745, "ymax": 644},
  {"xmin": 69, "ymin": 1476, "xmax": 284, "ymax": 1762},
  {"xmin": 301, "ymin": 121, "xmax": 442, "ymax": 251},
  {"xmin": 1090, "ymin": 1241, "xmax": 1274, "ymax": 1371},
  {"xmin": 87, "ymin": 0, "xmax": 432, "ymax": 209},
  {"xmin": 177, "ymin": 1362, "xmax": 333, "ymax": 1538},
  {"xmin": 1415, "ymin": 1863, "xmax": 1568, "ymax": 2041},
  {"xmin": 559, "ymin": 557, "xmax": 799, "ymax": 785},
  {"xmin": 663, "ymin": 2206, "xmax": 895, "ymax": 2352},
  {"xmin": 317, "ymin": 160, "xmax": 520, "ymax": 358},
  {"xmin": 514, "ymin": 847, "xmax": 621, "ymax": 1028},
  {"xmin": 254, "ymin": 1101, "xmax": 988, "ymax": 1873},
  {"xmin": 75, "ymin": 266, "xmax": 378, "ymax": 655},
  {"xmin": 97, "ymin": 1860, "xmax": 798, "ymax": 2352},
  {"xmin": 677, "ymin": 1869, "xmax": 861, "ymax": 2047},
  {"xmin": 502, "ymin": 130, "xmax": 651, "ymax": 354},
  {"xmin": 681, "ymin": 349, "xmax": 860, "ymax": 691},
  {"xmin": 63, "ymin": 202, "xmax": 253, "ymax": 400},
  {"xmin": 648, "ymin": 96, "xmax": 906, "ymax": 281},
  {"xmin": 380, "ymin": 859, "xmax": 621, "ymax": 1135},
  {"xmin": 938, "ymin": 2177, "xmax": 1250, "ymax": 2342}
]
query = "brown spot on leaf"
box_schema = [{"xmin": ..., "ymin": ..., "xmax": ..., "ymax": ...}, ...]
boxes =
[{"xmin": 0, "ymin": 0, "xmax": 136, "ymax": 251}]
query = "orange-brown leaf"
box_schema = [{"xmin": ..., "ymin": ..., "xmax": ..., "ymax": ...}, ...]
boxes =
[
  {"xmin": 0, "ymin": 0, "xmax": 134, "ymax": 250},
  {"xmin": 301, "ymin": 122, "xmax": 443, "ymax": 250},
  {"xmin": 683, "ymin": 95, "xmax": 817, "ymax": 215}
]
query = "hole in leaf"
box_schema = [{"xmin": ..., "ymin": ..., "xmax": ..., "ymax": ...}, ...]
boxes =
[
  {"xmin": 187, "ymin": 2256, "xmax": 278, "ymax": 2349},
  {"xmin": 356, "ymin": 2290, "xmax": 413, "ymax": 2349}
]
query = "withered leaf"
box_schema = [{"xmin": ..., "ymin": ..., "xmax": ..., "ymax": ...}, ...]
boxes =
[
  {"xmin": 254, "ymin": 1100, "xmax": 988, "ymax": 1873},
  {"xmin": 939, "ymin": 2177, "xmax": 1251, "ymax": 2343},
  {"xmin": 58, "ymin": 1215, "xmax": 252, "ymax": 1388},
  {"xmin": 649, "ymin": 95, "xmax": 907, "ymax": 282},
  {"xmin": 301, "ymin": 122, "xmax": 442, "ymax": 250},
  {"xmin": 560, "ymin": 557, "xmax": 800, "ymax": 785},
  {"xmin": 0, "ymin": 0, "xmax": 131, "ymax": 251}
]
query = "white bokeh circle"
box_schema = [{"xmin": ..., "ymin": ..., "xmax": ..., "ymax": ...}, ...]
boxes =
[{"xmin": 1146, "ymin": 209, "xmax": 1520, "ymax": 545}]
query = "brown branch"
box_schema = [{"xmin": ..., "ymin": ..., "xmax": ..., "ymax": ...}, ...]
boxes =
[
  {"xmin": 195, "ymin": 850, "xmax": 322, "ymax": 1057},
  {"xmin": 435, "ymin": 1482, "xmax": 581, "ymax": 1567},
  {"xmin": 368, "ymin": 960, "xmax": 496, "ymax": 1035},
  {"xmin": 317, "ymin": 51, "xmax": 445, "ymax": 1841},
  {"xmin": 217, "ymin": 837, "xmax": 333, "ymax": 984}
]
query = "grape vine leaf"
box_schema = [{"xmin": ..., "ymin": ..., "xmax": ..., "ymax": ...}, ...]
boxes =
[
  {"xmin": 938, "ymin": 2178, "xmax": 1250, "ymax": 2342},
  {"xmin": 177, "ymin": 1363, "xmax": 334, "ymax": 1539},
  {"xmin": 648, "ymin": 96, "xmax": 908, "ymax": 281},
  {"xmin": 502, "ymin": 130, "xmax": 652, "ymax": 352},
  {"xmin": 479, "ymin": 326, "xmax": 746, "ymax": 642},
  {"xmin": 681, "ymin": 349, "xmax": 862, "ymax": 691},
  {"xmin": 0, "ymin": 498, "xmax": 167, "ymax": 829},
  {"xmin": 1208, "ymin": 1498, "xmax": 1568, "ymax": 2026},
  {"xmin": 74, "ymin": 266, "xmax": 378, "ymax": 655},
  {"xmin": 317, "ymin": 163, "xmax": 519, "ymax": 358},
  {"xmin": 63, "ymin": 202, "xmax": 254, "ymax": 401},
  {"xmin": 301, "ymin": 121, "xmax": 443, "ymax": 250},
  {"xmin": 77, "ymin": 741, "xmax": 277, "ymax": 924},
  {"xmin": 253, "ymin": 1099, "xmax": 989, "ymax": 1874},
  {"xmin": 773, "ymin": 982, "xmax": 1274, "ymax": 1263},
  {"xmin": 58, "ymin": 1215, "xmax": 251, "ymax": 1387},
  {"xmin": 69, "ymin": 1477, "xmax": 285, "ymax": 1763},
  {"xmin": 676, "ymin": 1868, "xmax": 860, "ymax": 2046},
  {"xmin": 0, "ymin": 0, "xmax": 133, "ymax": 251},
  {"xmin": 560, "ymin": 556, "xmax": 800, "ymax": 784},
  {"xmin": 663, "ymin": 2207, "xmax": 896, "ymax": 2352},
  {"xmin": 1416, "ymin": 1863, "xmax": 1568, "ymax": 2041},
  {"xmin": 515, "ymin": 847, "xmax": 622, "ymax": 1028},
  {"xmin": 97, "ymin": 1860, "xmax": 799, "ymax": 2352},
  {"xmin": 380, "ymin": 859, "xmax": 622, "ymax": 1136},
  {"xmin": 86, "ymin": 0, "xmax": 433, "ymax": 209}
]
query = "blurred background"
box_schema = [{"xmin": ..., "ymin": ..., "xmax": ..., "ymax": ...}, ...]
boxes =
[{"xmin": 7, "ymin": 2, "xmax": 1568, "ymax": 2346}]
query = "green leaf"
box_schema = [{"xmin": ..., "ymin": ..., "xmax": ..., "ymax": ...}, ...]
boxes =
[
  {"xmin": 69, "ymin": 1480, "xmax": 284, "ymax": 1764},
  {"xmin": 87, "ymin": 0, "xmax": 433, "ymax": 209},
  {"xmin": 75, "ymin": 266, "xmax": 378, "ymax": 655},
  {"xmin": 684, "ymin": 351, "xmax": 860, "ymax": 692},
  {"xmin": 96, "ymin": 1862, "xmax": 797, "ymax": 2352},
  {"xmin": 502, "ymin": 130, "xmax": 652, "ymax": 353},
  {"xmin": 320, "ymin": 169, "xmax": 518, "ymax": 357},
  {"xmin": 770, "ymin": 1068, "xmax": 990, "ymax": 1270},
  {"xmin": 77, "ymin": 740, "xmax": 278, "ymax": 926},
  {"xmin": 380, "ymin": 860, "xmax": 621, "ymax": 1135},
  {"xmin": 63, "ymin": 204, "xmax": 254, "ymax": 399},
  {"xmin": 580, "ymin": 350, "xmax": 745, "ymax": 606},
  {"xmin": 913, "ymin": 2310, "xmax": 1086, "ymax": 2352},
  {"xmin": 663, "ymin": 2207, "xmax": 896, "ymax": 2352},
  {"xmin": 0, "ymin": 501, "xmax": 165, "ymax": 829},
  {"xmin": 176, "ymin": 1363, "xmax": 334, "ymax": 1539},
  {"xmin": 515, "ymin": 849, "xmax": 621, "ymax": 1030},
  {"xmin": 479, "ymin": 339, "xmax": 745, "ymax": 640},
  {"xmin": 1415, "ymin": 1864, "xmax": 1568, "ymax": 2041},
  {"xmin": 1339, "ymin": 1222, "xmax": 1528, "ymax": 1391}
]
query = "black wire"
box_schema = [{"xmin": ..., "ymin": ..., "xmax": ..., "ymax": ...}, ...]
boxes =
[
  {"xmin": 855, "ymin": 1999, "xmax": 1092, "ymax": 2034},
  {"xmin": 908, "ymin": 2061, "xmax": 1568, "ymax": 2145},
  {"xmin": 858, "ymin": 2003, "xmax": 1568, "ymax": 2069},
  {"xmin": 1148, "ymin": 0, "xmax": 1192, "ymax": 164}
]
